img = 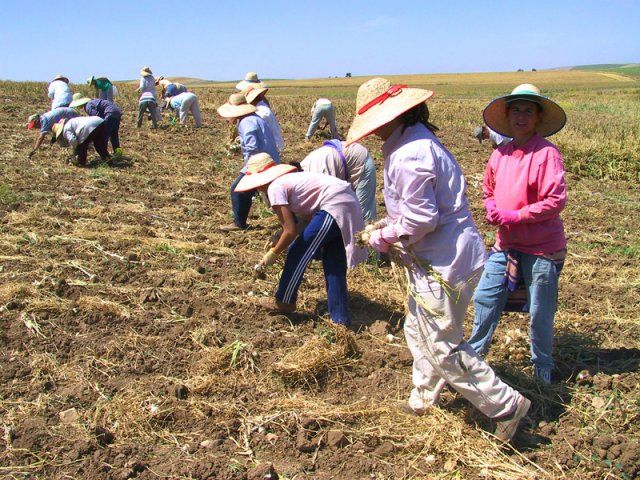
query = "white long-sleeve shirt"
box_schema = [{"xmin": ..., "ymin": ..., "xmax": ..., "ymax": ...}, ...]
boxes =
[
  {"xmin": 57, "ymin": 117, "xmax": 104, "ymax": 148},
  {"xmin": 256, "ymin": 100, "xmax": 284, "ymax": 151},
  {"xmin": 47, "ymin": 80, "xmax": 72, "ymax": 109}
]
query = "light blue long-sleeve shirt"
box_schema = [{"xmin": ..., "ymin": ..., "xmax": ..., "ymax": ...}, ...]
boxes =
[{"xmin": 237, "ymin": 113, "xmax": 280, "ymax": 172}]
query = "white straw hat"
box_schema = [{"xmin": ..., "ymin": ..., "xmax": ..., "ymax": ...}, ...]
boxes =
[
  {"xmin": 52, "ymin": 74, "xmax": 69, "ymax": 83},
  {"xmin": 483, "ymin": 83, "xmax": 567, "ymax": 138},
  {"xmin": 217, "ymin": 93, "xmax": 257, "ymax": 118},
  {"xmin": 234, "ymin": 153, "xmax": 296, "ymax": 192},
  {"xmin": 346, "ymin": 78, "xmax": 433, "ymax": 145},
  {"xmin": 243, "ymin": 85, "xmax": 269, "ymax": 104},
  {"xmin": 140, "ymin": 66, "xmax": 153, "ymax": 76},
  {"xmin": 235, "ymin": 71, "xmax": 267, "ymax": 90}
]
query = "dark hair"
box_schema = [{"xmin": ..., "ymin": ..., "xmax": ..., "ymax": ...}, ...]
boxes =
[
  {"xmin": 288, "ymin": 161, "xmax": 303, "ymax": 172},
  {"xmin": 506, "ymin": 99, "xmax": 542, "ymax": 113},
  {"xmin": 398, "ymin": 103, "xmax": 439, "ymax": 134}
]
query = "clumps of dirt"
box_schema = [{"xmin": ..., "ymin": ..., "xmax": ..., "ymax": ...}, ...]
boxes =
[{"xmin": 273, "ymin": 322, "xmax": 359, "ymax": 386}]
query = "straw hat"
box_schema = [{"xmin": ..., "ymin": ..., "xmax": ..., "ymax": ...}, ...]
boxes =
[
  {"xmin": 234, "ymin": 153, "xmax": 296, "ymax": 192},
  {"xmin": 51, "ymin": 119, "xmax": 67, "ymax": 138},
  {"xmin": 155, "ymin": 75, "xmax": 165, "ymax": 85},
  {"xmin": 483, "ymin": 84, "xmax": 566, "ymax": 138},
  {"xmin": 69, "ymin": 93, "xmax": 91, "ymax": 108},
  {"xmin": 87, "ymin": 75, "xmax": 95, "ymax": 85},
  {"xmin": 243, "ymin": 85, "xmax": 269, "ymax": 104},
  {"xmin": 235, "ymin": 71, "xmax": 267, "ymax": 90},
  {"xmin": 217, "ymin": 93, "xmax": 257, "ymax": 118},
  {"xmin": 52, "ymin": 74, "xmax": 69, "ymax": 84},
  {"xmin": 346, "ymin": 77, "xmax": 434, "ymax": 145},
  {"xmin": 140, "ymin": 66, "xmax": 153, "ymax": 76}
]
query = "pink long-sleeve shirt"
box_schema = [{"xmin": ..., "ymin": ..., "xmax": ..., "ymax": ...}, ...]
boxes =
[{"xmin": 484, "ymin": 134, "xmax": 567, "ymax": 255}]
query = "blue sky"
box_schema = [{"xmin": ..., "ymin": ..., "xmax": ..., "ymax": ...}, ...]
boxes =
[{"xmin": 1, "ymin": 0, "xmax": 638, "ymax": 82}]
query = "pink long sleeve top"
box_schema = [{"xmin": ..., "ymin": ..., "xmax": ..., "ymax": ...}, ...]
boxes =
[{"xmin": 484, "ymin": 134, "xmax": 567, "ymax": 255}]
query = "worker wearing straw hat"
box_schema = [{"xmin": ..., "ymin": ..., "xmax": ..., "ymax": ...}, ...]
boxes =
[
  {"xmin": 305, "ymin": 98, "xmax": 339, "ymax": 140},
  {"xmin": 299, "ymin": 140, "xmax": 377, "ymax": 222},
  {"xmin": 136, "ymin": 66, "xmax": 160, "ymax": 127},
  {"xmin": 26, "ymin": 107, "xmax": 79, "ymax": 158},
  {"xmin": 217, "ymin": 93, "xmax": 280, "ymax": 231},
  {"xmin": 235, "ymin": 71, "xmax": 267, "ymax": 91},
  {"xmin": 47, "ymin": 74, "xmax": 73, "ymax": 109},
  {"xmin": 467, "ymin": 84, "xmax": 568, "ymax": 386},
  {"xmin": 164, "ymin": 91, "xmax": 202, "ymax": 127},
  {"xmin": 156, "ymin": 76, "xmax": 187, "ymax": 98},
  {"xmin": 243, "ymin": 85, "xmax": 284, "ymax": 152},
  {"xmin": 235, "ymin": 153, "xmax": 367, "ymax": 325},
  {"xmin": 51, "ymin": 116, "xmax": 110, "ymax": 167},
  {"xmin": 350, "ymin": 77, "xmax": 530, "ymax": 442},
  {"xmin": 87, "ymin": 76, "xmax": 117, "ymax": 102},
  {"xmin": 69, "ymin": 93, "xmax": 123, "ymax": 156}
]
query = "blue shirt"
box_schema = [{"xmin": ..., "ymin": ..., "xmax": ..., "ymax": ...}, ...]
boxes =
[
  {"xmin": 39, "ymin": 107, "xmax": 79, "ymax": 133},
  {"xmin": 84, "ymin": 99, "xmax": 122, "ymax": 119},
  {"xmin": 237, "ymin": 113, "xmax": 281, "ymax": 172}
]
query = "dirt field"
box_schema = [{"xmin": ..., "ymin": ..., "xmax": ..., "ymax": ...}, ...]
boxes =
[{"xmin": 1, "ymin": 72, "xmax": 639, "ymax": 479}]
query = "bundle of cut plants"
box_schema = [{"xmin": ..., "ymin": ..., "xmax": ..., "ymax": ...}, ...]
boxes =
[{"xmin": 273, "ymin": 321, "xmax": 359, "ymax": 386}]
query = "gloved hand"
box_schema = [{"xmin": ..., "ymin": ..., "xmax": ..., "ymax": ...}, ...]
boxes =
[
  {"xmin": 364, "ymin": 220, "xmax": 387, "ymax": 233},
  {"xmin": 254, "ymin": 248, "xmax": 278, "ymax": 272},
  {"xmin": 488, "ymin": 209, "xmax": 520, "ymax": 226},
  {"xmin": 484, "ymin": 200, "xmax": 498, "ymax": 225},
  {"xmin": 368, "ymin": 229, "xmax": 391, "ymax": 253}
]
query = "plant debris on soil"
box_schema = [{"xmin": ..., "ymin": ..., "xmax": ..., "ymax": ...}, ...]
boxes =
[{"xmin": 1, "ymin": 76, "xmax": 639, "ymax": 479}]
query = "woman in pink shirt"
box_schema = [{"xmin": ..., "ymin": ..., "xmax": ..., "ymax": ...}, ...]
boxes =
[
  {"xmin": 348, "ymin": 78, "xmax": 530, "ymax": 443},
  {"xmin": 468, "ymin": 84, "xmax": 567, "ymax": 385},
  {"xmin": 235, "ymin": 153, "xmax": 367, "ymax": 326}
]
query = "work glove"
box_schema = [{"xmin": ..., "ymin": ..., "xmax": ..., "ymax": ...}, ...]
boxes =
[
  {"xmin": 254, "ymin": 248, "xmax": 278, "ymax": 272},
  {"xmin": 364, "ymin": 219, "xmax": 387, "ymax": 233},
  {"xmin": 488, "ymin": 209, "xmax": 521, "ymax": 226},
  {"xmin": 484, "ymin": 200, "xmax": 498, "ymax": 225},
  {"xmin": 368, "ymin": 229, "xmax": 392, "ymax": 254}
]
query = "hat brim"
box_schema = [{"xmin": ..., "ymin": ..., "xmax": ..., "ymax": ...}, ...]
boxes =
[
  {"xmin": 235, "ymin": 80, "xmax": 267, "ymax": 90},
  {"xmin": 217, "ymin": 103, "xmax": 257, "ymax": 118},
  {"xmin": 140, "ymin": 69, "xmax": 152, "ymax": 76},
  {"xmin": 53, "ymin": 76, "xmax": 69, "ymax": 83},
  {"xmin": 69, "ymin": 97, "xmax": 91, "ymax": 108},
  {"xmin": 346, "ymin": 88, "xmax": 434, "ymax": 145},
  {"xmin": 245, "ymin": 87, "xmax": 269, "ymax": 104},
  {"xmin": 52, "ymin": 119, "xmax": 67, "ymax": 138},
  {"xmin": 483, "ymin": 94, "xmax": 566, "ymax": 138},
  {"xmin": 234, "ymin": 164, "xmax": 297, "ymax": 192}
]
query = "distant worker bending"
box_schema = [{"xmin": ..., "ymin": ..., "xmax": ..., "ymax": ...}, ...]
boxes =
[{"xmin": 305, "ymin": 98, "xmax": 339, "ymax": 141}]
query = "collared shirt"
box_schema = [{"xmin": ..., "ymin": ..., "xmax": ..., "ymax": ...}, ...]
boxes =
[
  {"xmin": 256, "ymin": 100, "xmax": 284, "ymax": 151},
  {"xmin": 381, "ymin": 123, "xmax": 486, "ymax": 284},
  {"xmin": 39, "ymin": 107, "xmax": 79, "ymax": 133},
  {"xmin": 300, "ymin": 141, "xmax": 368, "ymax": 191},
  {"xmin": 57, "ymin": 116, "xmax": 104, "ymax": 148},
  {"xmin": 237, "ymin": 113, "xmax": 280, "ymax": 172},
  {"xmin": 484, "ymin": 133, "xmax": 567, "ymax": 255},
  {"xmin": 47, "ymin": 80, "xmax": 72, "ymax": 108},
  {"xmin": 268, "ymin": 172, "xmax": 367, "ymax": 268},
  {"xmin": 84, "ymin": 99, "xmax": 122, "ymax": 119}
]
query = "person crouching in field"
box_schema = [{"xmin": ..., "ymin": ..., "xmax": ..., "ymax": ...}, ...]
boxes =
[
  {"xmin": 351, "ymin": 77, "xmax": 530, "ymax": 442},
  {"xmin": 156, "ymin": 76, "xmax": 187, "ymax": 98},
  {"xmin": 305, "ymin": 98, "xmax": 339, "ymax": 141},
  {"xmin": 47, "ymin": 74, "xmax": 73, "ymax": 109},
  {"xmin": 217, "ymin": 93, "xmax": 280, "ymax": 231},
  {"xmin": 136, "ymin": 66, "xmax": 159, "ymax": 128},
  {"xmin": 87, "ymin": 76, "xmax": 117, "ymax": 102},
  {"xmin": 26, "ymin": 107, "xmax": 79, "ymax": 158},
  {"xmin": 243, "ymin": 85, "xmax": 284, "ymax": 153},
  {"xmin": 51, "ymin": 117, "xmax": 110, "ymax": 167},
  {"xmin": 299, "ymin": 140, "xmax": 377, "ymax": 223},
  {"xmin": 467, "ymin": 84, "xmax": 568, "ymax": 386},
  {"xmin": 69, "ymin": 93, "xmax": 123, "ymax": 156},
  {"xmin": 163, "ymin": 92, "xmax": 202, "ymax": 127},
  {"xmin": 235, "ymin": 153, "xmax": 367, "ymax": 326}
]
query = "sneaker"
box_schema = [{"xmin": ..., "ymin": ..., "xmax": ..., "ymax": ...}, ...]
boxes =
[
  {"xmin": 493, "ymin": 396, "xmax": 531, "ymax": 442},
  {"xmin": 218, "ymin": 223, "xmax": 245, "ymax": 232},
  {"xmin": 256, "ymin": 297, "xmax": 295, "ymax": 313}
]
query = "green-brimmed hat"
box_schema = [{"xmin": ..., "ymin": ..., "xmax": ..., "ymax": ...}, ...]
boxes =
[
  {"xmin": 51, "ymin": 118, "xmax": 67, "ymax": 139},
  {"xmin": 483, "ymin": 83, "xmax": 566, "ymax": 138},
  {"xmin": 69, "ymin": 93, "xmax": 91, "ymax": 108}
]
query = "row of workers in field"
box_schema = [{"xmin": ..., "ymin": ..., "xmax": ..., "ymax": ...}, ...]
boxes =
[
  {"xmin": 25, "ymin": 69, "xmax": 339, "ymax": 167},
  {"xmin": 216, "ymin": 76, "xmax": 567, "ymax": 443}
]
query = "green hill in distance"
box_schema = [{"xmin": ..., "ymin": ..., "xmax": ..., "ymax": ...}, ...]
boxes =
[{"xmin": 571, "ymin": 63, "xmax": 640, "ymax": 76}]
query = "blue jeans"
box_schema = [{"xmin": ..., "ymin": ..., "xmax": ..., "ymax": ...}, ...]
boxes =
[
  {"xmin": 305, "ymin": 103, "xmax": 339, "ymax": 139},
  {"xmin": 355, "ymin": 155, "xmax": 377, "ymax": 222},
  {"xmin": 276, "ymin": 210, "xmax": 350, "ymax": 325},
  {"xmin": 230, "ymin": 173, "xmax": 254, "ymax": 229},
  {"xmin": 469, "ymin": 251, "xmax": 559, "ymax": 372}
]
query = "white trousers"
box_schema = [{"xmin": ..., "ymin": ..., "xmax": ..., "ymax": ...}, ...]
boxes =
[
  {"xmin": 404, "ymin": 267, "xmax": 522, "ymax": 418},
  {"xmin": 179, "ymin": 93, "xmax": 202, "ymax": 127}
]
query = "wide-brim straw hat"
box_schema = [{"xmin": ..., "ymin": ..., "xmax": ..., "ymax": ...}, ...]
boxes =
[
  {"xmin": 155, "ymin": 75, "xmax": 165, "ymax": 85},
  {"xmin": 87, "ymin": 75, "xmax": 95, "ymax": 85},
  {"xmin": 243, "ymin": 85, "xmax": 269, "ymax": 104},
  {"xmin": 140, "ymin": 66, "xmax": 153, "ymax": 76},
  {"xmin": 235, "ymin": 71, "xmax": 267, "ymax": 90},
  {"xmin": 69, "ymin": 92, "xmax": 91, "ymax": 108},
  {"xmin": 234, "ymin": 153, "xmax": 297, "ymax": 192},
  {"xmin": 51, "ymin": 118, "xmax": 67, "ymax": 138},
  {"xmin": 483, "ymin": 83, "xmax": 566, "ymax": 138},
  {"xmin": 217, "ymin": 92, "xmax": 257, "ymax": 118},
  {"xmin": 52, "ymin": 74, "xmax": 69, "ymax": 83},
  {"xmin": 346, "ymin": 77, "xmax": 434, "ymax": 145},
  {"xmin": 26, "ymin": 113, "xmax": 41, "ymax": 130}
]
